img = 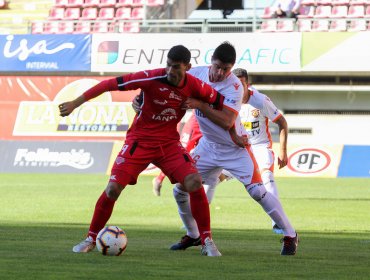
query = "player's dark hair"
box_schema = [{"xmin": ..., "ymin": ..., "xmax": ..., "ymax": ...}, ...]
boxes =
[
  {"xmin": 212, "ymin": 41, "xmax": 236, "ymax": 65},
  {"xmin": 167, "ymin": 45, "xmax": 191, "ymax": 64},
  {"xmin": 232, "ymin": 68, "xmax": 248, "ymax": 79}
]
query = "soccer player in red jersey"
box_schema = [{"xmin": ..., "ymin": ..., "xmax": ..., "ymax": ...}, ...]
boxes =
[{"xmin": 58, "ymin": 45, "xmax": 223, "ymax": 256}]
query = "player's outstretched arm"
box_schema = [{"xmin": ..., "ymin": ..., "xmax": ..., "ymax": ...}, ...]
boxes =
[{"xmin": 59, "ymin": 78, "xmax": 119, "ymax": 117}]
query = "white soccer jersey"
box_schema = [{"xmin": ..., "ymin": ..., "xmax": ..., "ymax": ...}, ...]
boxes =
[
  {"xmin": 239, "ymin": 86, "xmax": 281, "ymax": 147},
  {"xmin": 188, "ymin": 66, "xmax": 243, "ymax": 146}
]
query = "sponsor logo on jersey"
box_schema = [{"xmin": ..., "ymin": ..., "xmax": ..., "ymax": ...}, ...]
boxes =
[
  {"xmin": 159, "ymin": 87, "xmax": 168, "ymax": 92},
  {"xmin": 152, "ymin": 108, "xmax": 177, "ymax": 121},
  {"xmin": 233, "ymin": 83, "xmax": 240, "ymax": 90},
  {"xmin": 251, "ymin": 109, "xmax": 260, "ymax": 118},
  {"xmin": 287, "ymin": 148, "xmax": 331, "ymax": 174},
  {"xmin": 169, "ymin": 91, "xmax": 182, "ymax": 101},
  {"xmin": 195, "ymin": 109, "xmax": 205, "ymax": 118},
  {"xmin": 243, "ymin": 121, "xmax": 259, "ymax": 130},
  {"xmin": 13, "ymin": 148, "xmax": 94, "ymax": 169},
  {"xmin": 226, "ymin": 98, "xmax": 237, "ymax": 105},
  {"xmin": 153, "ymin": 99, "xmax": 168, "ymax": 105}
]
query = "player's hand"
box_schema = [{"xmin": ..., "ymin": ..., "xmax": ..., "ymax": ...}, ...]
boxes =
[
  {"xmin": 278, "ymin": 152, "xmax": 288, "ymax": 169},
  {"xmin": 182, "ymin": 97, "xmax": 202, "ymax": 110},
  {"xmin": 132, "ymin": 95, "xmax": 141, "ymax": 114},
  {"xmin": 59, "ymin": 101, "xmax": 76, "ymax": 117}
]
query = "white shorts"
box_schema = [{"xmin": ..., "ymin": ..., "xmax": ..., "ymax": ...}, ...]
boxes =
[
  {"xmin": 191, "ymin": 138, "xmax": 258, "ymax": 186},
  {"xmin": 250, "ymin": 144, "xmax": 275, "ymax": 172}
]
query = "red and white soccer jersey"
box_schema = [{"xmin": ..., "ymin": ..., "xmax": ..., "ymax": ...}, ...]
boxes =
[
  {"xmin": 188, "ymin": 66, "xmax": 261, "ymax": 187},
  {"xmin": 188, "ymin": 66, "xmax": 243, "ymax": 146},
  {"xmin": 117, "ymin": 68, "xmax": 221, "ymax": 143},
  {"xmin": 239, "ymin": 86, "xmax": 282, "ymax": 172},
  {"xmin": 239, "ymin": 86, "xmax": 281, "ymax": 147}
]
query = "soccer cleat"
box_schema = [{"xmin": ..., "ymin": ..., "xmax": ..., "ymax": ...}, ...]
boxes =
[
  {"xmin": 72, "ymin": 236, "xmax": 96, "ymax": 253},
  {"xmin": 152, "ymin": 177, "xmax": 162, "ymax": 196},
  {"xmin": 201, "ymin": 237, "xmax": 222, "ymax": 257},
  {"xmin": 170, "ymin": 235, "xmax": 201, "ymax": 250},
  {"xmin": 281, "ymin": 233, "xmax": 299, "ymax": 255},
  {"xmin": 272, "ymin": 224, "xmax": 284, "ymax": 235}
]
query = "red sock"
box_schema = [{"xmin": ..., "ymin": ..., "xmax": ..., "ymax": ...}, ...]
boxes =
[
  {"xmin": 189, "ymin": 187, "xmax": 212, "ymax": 244},
  {"xmin": 157, "ymin": 172, "xmax": 166, "ymax": 183},
  {"xmin": 88, "ymin": 191, "xmax": 116, "ymax": 241}
]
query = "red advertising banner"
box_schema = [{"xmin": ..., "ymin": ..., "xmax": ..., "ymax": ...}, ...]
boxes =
[{"xmin": 0, "ymin": 76, "xmax": 140, "ymax": 140}]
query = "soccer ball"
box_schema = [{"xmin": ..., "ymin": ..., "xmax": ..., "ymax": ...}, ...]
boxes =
[{"xmin": 96, "ymin": 226, "xmax": 128, "ymax": 256}]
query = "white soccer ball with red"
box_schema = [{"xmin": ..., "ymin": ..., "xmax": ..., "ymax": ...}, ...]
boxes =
[{"xmin": 96, "ymin": 226, "xmax": 128, "ymax": 256}]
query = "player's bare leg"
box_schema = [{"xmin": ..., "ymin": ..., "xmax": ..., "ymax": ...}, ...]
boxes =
[{"xmin": 152, "ymin": 172, "xmax": 166, "ymax": 196}]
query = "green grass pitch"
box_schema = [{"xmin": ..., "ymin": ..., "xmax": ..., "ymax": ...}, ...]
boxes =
[{"xmin": 0, "ymin": 174, "xmax": 369, "ymax": 279}]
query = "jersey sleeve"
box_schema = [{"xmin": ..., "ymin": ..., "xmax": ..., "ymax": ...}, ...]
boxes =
[
  {"xmin": 263, "ymin": 96, "xmax": 281, "ymax": 122},
  {"xmin": 116, "ymin": 68, "xmax": 166, "ymax": 91},
  {"xmin": 188, "ymin": 74, "xmax": 224, "ymax": 110}
]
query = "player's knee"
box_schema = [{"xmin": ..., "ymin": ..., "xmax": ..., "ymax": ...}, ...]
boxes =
[
  {"xmin": 105, "ymin": 182, "xmax": 124, "ymax": 200},
  {"xmin": 183, "ymin": 173, "xmax": 202, "ymax": 193},
  {"xmin": 173, "ymin": 184, "xmax": 189, "ymax": 202},
  {"xmin": 261, "ymin": 170, "xmax": 274, "ymax": 185},
  {"xmin": 246, "ymin": 183, "xmax": 267, "ymax": 202}
]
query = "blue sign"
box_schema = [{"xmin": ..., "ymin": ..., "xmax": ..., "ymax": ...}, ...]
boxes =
[
  {"xmin": 338, "ymin": 145, "xmax": 370, "ymax": 178},
  {"xmin": 0, "ymin": 34, "xmax": 91, "ymax": 72}
]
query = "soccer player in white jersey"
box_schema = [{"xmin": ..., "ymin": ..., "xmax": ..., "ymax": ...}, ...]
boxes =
[
  {"xmin": 204, "ymin": 68, "xmax": 289, "ymax": 234},
  {"xmin": 170, "ymin": 42, "xmax": 298, "ymax": 255}
]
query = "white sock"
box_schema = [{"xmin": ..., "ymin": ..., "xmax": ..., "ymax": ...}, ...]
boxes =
[
  {"xmin": 173, "ymin": 184, "xmax": 199, "ymax": 238},
  {"xmin": 246, "ymin": 183, "xmax": 296, "ymax": 237},
  {"xmin": 203, "ymin": 180, "xmax": 218, "ymax": 204},
  {"xmin": 261, "ymin": 170, "xmax": 279, "ymax": 226}
]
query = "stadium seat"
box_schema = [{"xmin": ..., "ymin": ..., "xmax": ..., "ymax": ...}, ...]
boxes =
[
  {"xmin": 365, "ymin": 5, "xmax": 370, "ymax": 17},
  {"xmin": 347, "ymin": 19, "xmax": 367, "ymax": 30},
  {"xmin": 116, "ymin": 0, "xmax": 133, "ymax": 7},
  {"xmin": 64, "ymin": 7, "xmax": 81, "ymax": 20},
  {"xmin": 58, "ymin": 21, "xmax": 75, "ymax": 33},
  {"xmin": 131, "ymin": 0, "xmax": 144, "ymax": 7},
  {"xmin": 147, "ymin": 0, "xmax": 164, "ymax": 6},
  {"xmin": 329, "ymin": 19, "xmax": 348, "ymax": 31},
  {"xmin": 347, "ymin": 5, "xmax": 365, "ymax": 17},
  {"xmin": 314, "ymin": 5, "xmax": 332, "ymax": 18},
  {"xmin": 316, "ymin": 0, "xmax": 332, "ymax": 5},
  {"xmin": 131, "ymin": 7, "xmax": 144, "ymax": 19},
  {"xmin": 331, "ymin": 5, "xmax": 348, "ymax": 18},
  {"xmin": 92, "ymin": 21, "xmax": 113, "ymax": 32},
  {"xmin": 43, "ymin": 21, "xmax": 60, "ymax": 33},
  {"xmin": 300, "ymin": 0, "xmax": 316, "ymax": 5},
  {"xmin": 312, "ymin": 19, "xmax": 329, "ymax": 31},
  {"xmin": 117, "ymin": 21, "xmax": 140, "ymax": 32},
  {"xmin": 54, "ymin": 0, "xmax": 69, "ymax": 8},
  {"xmin": 66, "ymin": 0, "xmax": 84, "ymax": 7},
  {"xmin": 277, "ymin": 19, "xmax": 295, "ymax": 31},
  {"xmin": 298, "ymin": 19, "xmax": 312, "ymax": 31},
  {"xmin": 74, "ymin": 21, "xmax": 92, "ymax": 33},
  {"xmin": 83, "ymin": 0, "xmax": 100, "ymax": 7},
  {"xmin": 350, "ymin": 0, "xmax": 370, "ymax": 5},
  {"xmin": 48, "ymin": 7, "xmax": 65, "ymax": 20},
  {"xmin": 261, "ymin": 6, "xmax": 274, "ymax": 19},
  {"xmin": 81, "ymin": 7, "xmax": 98, "ymax": 20},
  {"xmin": 332, "ymin": 0, "xmax": 350, "ymax": 5},
  {"xmin": 260, "ymin": 20, "xmax": 277, "ymax": 32},
  {"xmin": 98, "ymin": 7, "xmax": 115, "ymax": 19},
  {"xmin": 297, "ymin": 5, "xmax": 315, "ymax": 18},
  {"xmin": 115, "ymin": 7, "xmax": 132, "ymax": 19},
  {"xmin": 99, "ymin": 0, "xmax": 116, "ymax": 8},
  {"xmin": 31, "ymin": 21, "xmax": 44, "ymax": 34}
]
